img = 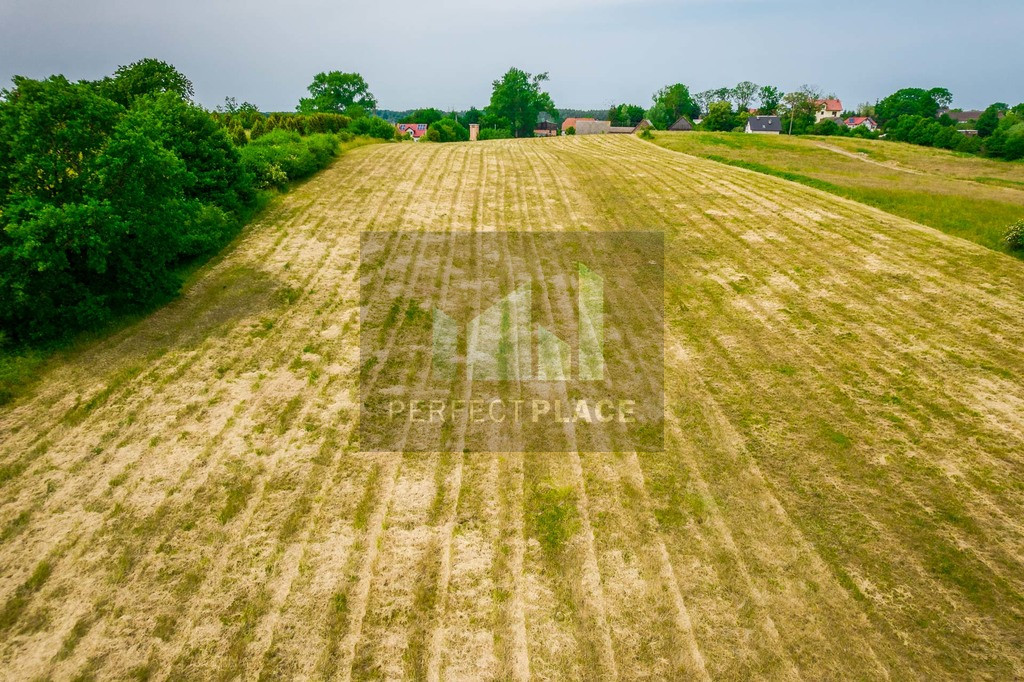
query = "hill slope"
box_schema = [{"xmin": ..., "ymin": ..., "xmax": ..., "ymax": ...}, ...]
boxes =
[
  {"xmin": 649, "ymin": 131, "xmax": 1024, "ymax": 255},
  {"xmin": 1, "ymin": 136, "xmax": 1023, "ymax": 680}
]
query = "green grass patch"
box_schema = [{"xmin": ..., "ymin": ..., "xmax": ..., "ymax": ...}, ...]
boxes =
[
  {"xmin": 650, "ymin": 132, "xmax": 1024, "ymax": 258},
  {"xmin": 528, "ymin": 481, "xmax": 580, "ymax": 556}
]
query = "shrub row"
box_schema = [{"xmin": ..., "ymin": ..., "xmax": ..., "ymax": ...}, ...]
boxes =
[{"xmin": 239, "ymin": 130, "xmax": 345, "ymax": 189}]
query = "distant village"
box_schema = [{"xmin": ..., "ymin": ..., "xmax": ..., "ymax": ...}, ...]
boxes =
[{"xmin": 394, "ymin": 98, "xmax": 997, "ymax": 141}]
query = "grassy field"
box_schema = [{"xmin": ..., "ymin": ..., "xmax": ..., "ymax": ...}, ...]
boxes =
[
  {"xmin": 1, "ymin": 135, "xmax": 1023, "ymax": 680},
  {"xmin": 649, "ymin": 131, "xmax": 1024, "ymax": 255}
]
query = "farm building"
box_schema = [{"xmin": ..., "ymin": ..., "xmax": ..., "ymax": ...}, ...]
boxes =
[
  {"xmin": 561, "ymin": 117, "xmax": 594, "ymax": 133},
  {"xmin": 668, "ymin": 116, "xmax": 694, "ymax": 131},
  {"xmin": 814, "ymin": 98, "xmax": 843, "ymax": 122},
  {"xmin": 745, "ymin": 116, "xmax": 782, "ymax": 134},
  {"xmin": 844, "ymin": 116, "xmax": 878, "ymax": 131},
  {"xmin": 940, "ymin": 109, "xmax": 986, "ymax": 123},
  {"xmin": 574, "ymin": 119, "xmax": 649, "ymax": 135},
  {"xmin": 397, "ymin": 122, "xmax": 428, "ymax": 140},
  {"xmin": 575, "ymin": 120, "xmax": 612, "ymax": 135},
  {"xmin": 534, "ymin": 121, "xmax": 559, "ymax": 137}
]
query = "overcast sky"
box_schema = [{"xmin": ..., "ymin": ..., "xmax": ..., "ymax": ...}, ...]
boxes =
[{"xmin": 2, "ymin": 0, "xmax": 1021, "ymax": 113}]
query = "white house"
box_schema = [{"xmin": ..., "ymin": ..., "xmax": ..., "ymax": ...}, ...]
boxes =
[{"xmin": 814, "ymin": 99, "xmax": 843, "ymax": 122}]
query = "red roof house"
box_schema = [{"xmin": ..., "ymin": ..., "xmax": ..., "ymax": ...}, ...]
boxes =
[
  {"xmin": 397, "ymin": 122, "xmax": 429, "ymax": 139},
  {"xmin": 843, "ymin": 116, "xmax": 878, "ymax": 131},
  {"xmin": 813, "ymin": 99, "xmax": 843, "ymax": 121}
]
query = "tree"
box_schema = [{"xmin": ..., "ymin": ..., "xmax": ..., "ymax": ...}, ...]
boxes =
[
  {"xmin": 297, "ymin": 71, "xmax": 377, "ymax": 117},
  {"xmin": 427, "ymin": 117, "xmax": 469, "ymax": 142},
  {"xmin": 757, "ymin": 85, "xmax": 783, "ymax": 115},
  {"xmin": 461, "ymin": 107, "xmax": 483, "ymax": 125},
  {"xmin": 134, "ymin": 92, "xmax": 253, "ymax": 215},
  {"xmin": 731, "ymin": 81, "xmax": 759, "ymax": 112},
  {"xmin": 98, "ymin": 58, "xmax": 194, "ymax": 107},
  {"xmin": 0, "ymin": 66, "xmax": 254, "ymax": 343},
  {"xmin": 647, "ymin": 84, "xmax": 700, "ymax": 130},
  {"xmin": 400, "ymin": 108, "xmax": 444, "ymax": 125},
  {"xmin": 976, "ymin": 105, "xmax": 1001, "ymax": 138},
  {"xmin": 694, "ymin": 90, "xmax": 715, "ymax": 118},
  {"xmin": 608, "ymin": 103, "xmax": 646, "ymax": 127},
  {"xmin": 350, "ymin": 116, "xmax": 399, "ymax": 140},
  {"xmin": 930, "ymin": 87, "xmax": 953, "ymax": 110},
  {"xmin": 875, "ymin": 87, "xmax": 951, "ymax": 126},
  {"xmin": 782, "ymin": 85, "xmax": 821, "ymax": 135},
  {"xmin": 487, "ymin": 68, "xmax": 556, "ymax": 138},
  {"xmin": 700, "ymin": 101, "xmax": 737, "ymax": 132},
  {"xmin": 0, "ymin": 76, "xmax": 193, "ymax": 339}
]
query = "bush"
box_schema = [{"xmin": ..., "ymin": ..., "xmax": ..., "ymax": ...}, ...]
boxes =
[
  {"xmin": 477, "ymin": 127, "xmax": 512, "ymax": 141},
  {"xmin": 0, "ymin": 64, "xmax": 285, "ymax": 344},
  {"xmin": 239, "ymin": 130, "xmax": 339, "ymax": 189},
  {"xmin": 638, "ymin": 127, "xmax": 654, "ymax": 140},
  {"xmin": 350, "ymin": 116, "xmax": 398, "ymax": 140},
  {"xmin": 0, "ymin": 74, "xmax": 259, "ymax": 342},
  {"xmin": 427, "ymin": 117, "xmax": 469, "ymax": 142},
  {"xmin": 1004, "ymin": 219, "xmax": 1024, "ymax": 250},
  {"xmin": 565, "ymin": 126, "xmax": 575, "ymax": 136},
  {"xmin": 812, "ymin": 119, "xmax": 842, "ymax": 136}
]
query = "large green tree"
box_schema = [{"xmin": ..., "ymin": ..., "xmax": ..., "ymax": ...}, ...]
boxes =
[
  {"xmin": 875, "ymin": 87, "xmax": 953, "ymax": 126},
  {"xmin": 487, "ymin": 68, "xmax": 556, "ymax": 138},
  {"xmin": 730, "ymin": 81, "xmax": 759, "ymax": 111},
  {"xmin": 647, "ymin": 83, "xmax": 700, "ymax": 129},
  {"xmin": 297, "ymin": 71, "xmax": 377, "ymax": 117},
  {"xmin": 757, "ymin": 85, "xmax": 783, "ymax": 115},
  {"xmin": 976, "ymin": 104, "xmax": 1002, "ymax": 138},
  {"xmin": 97, "ymin": 58, "xmax": 194, "ymax": 107},
  {"xmin": 700, "ymin": 101, "xmax": 737, "ymax": 132}
]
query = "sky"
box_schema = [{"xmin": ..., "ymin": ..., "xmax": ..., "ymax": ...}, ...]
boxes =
[{"xmin": 1, "ymin": 0, "xmax": 1021, "ymax": 113}]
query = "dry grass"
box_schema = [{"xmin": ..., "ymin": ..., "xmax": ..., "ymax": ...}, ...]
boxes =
[{"xmin": 0, "ymin": 136, "xmax": 1023, "ymax": 680}]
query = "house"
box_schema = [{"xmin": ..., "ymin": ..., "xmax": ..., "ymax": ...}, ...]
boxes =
[
  {"xmin": 534, "ymin": 121, "xmax": 559, "ymax": 137},
  {"xmin": 745, "ymin": 116, "xmax": 782, "ymax": 134},
  {"xmin": 668, "ymin": 116, "xmax": 693, "ymax": 131},
  {"xmin": 562, "ymin": 117, "xmax": 594, "ymax": 134},
  {"xmin": 608, "ymin": 125, "xmax": 635, "ymax": 134},
  {"xmin": 633, "ymin": 119, "xmax": 654, "ymax": 132},
  {"xmin": 575, "ymin": 120, "xmax": 612, "ymax": 135},
  {"xmin": 939, "ymin": 109, "xmax": 985, "ymax": 123},
  {"xmin": 843, "ymin": 116, "xmax": 878, "ymax": 131},
  {"xmin": 397, "ymin": 122, "xmax": 428, "ymax": 140},
  {"xmin": 814, "ymin": 99, "xmax": 843, "ymax": 122}
]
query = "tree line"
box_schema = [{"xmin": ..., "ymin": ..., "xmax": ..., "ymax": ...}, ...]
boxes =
[{"xmin": 0, "ymin": 60, "xmax": 389, "ymax": 348}]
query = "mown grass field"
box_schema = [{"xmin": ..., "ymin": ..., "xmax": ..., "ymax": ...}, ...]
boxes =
[
  {"xmin": 1, "ymin": 135, "xmax": 1023, "ymax": 680},
  {"xmin": 649, "ymin": 131, "xmax": 1024, "ymax": 255}
]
